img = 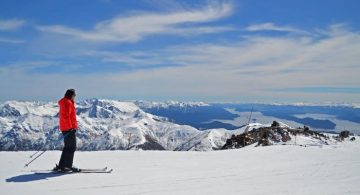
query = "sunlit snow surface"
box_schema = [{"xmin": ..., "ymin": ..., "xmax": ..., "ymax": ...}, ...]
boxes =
[{"xmin": 2, "ymin": 138, "xmax": 360, "ymax": 195}]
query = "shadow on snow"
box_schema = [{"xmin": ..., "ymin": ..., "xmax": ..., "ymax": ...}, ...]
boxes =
[{"xmin": 6, "ymin": 172, "xmax": 66, "ymax": 183}]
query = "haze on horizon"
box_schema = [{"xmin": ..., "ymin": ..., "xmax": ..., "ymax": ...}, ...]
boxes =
[{"xmin": 1, "ymin": 0, "xmax": 359, "ymax": 103}]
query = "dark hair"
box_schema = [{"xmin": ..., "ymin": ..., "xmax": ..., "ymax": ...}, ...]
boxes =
[{"xmin": 64, "ymin": 89, "xmax": 76, "ymax": 99}]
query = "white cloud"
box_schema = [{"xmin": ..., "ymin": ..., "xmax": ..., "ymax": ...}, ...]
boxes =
[
  {"xmin": 36, "ymin": 1, "xmax": 233, "ymax": 43},
  {"xmin": 246, "ymin": 22, "xmax": 307, "ymax": 34},
  {"xmin": 83, "ymin": 24, "xmax": 360, "ymax": 102},
  {"xmin": 0, "ymin": 37, "xmax": 25, "ymax": 44},
  {"xmin": 0, "ymin": 61, "xmax": 55, "ymax": 74},
  {"xmin": 0, "ymin": 19, "xmax": 26, "ymax": 31},
  {"xmin": 2, "ymin": 23, "xmax": 360, "ymax": 103}
]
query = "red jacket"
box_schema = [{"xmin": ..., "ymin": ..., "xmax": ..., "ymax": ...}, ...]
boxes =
[{"xmin": 58, "ymin": 97, "xmax": 78, "ymax": 131}]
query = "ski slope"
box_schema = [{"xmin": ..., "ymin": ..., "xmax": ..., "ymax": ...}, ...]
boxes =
[{"xmin": 1, "ymin": 140, "xmax": 360, "ymax": 195}]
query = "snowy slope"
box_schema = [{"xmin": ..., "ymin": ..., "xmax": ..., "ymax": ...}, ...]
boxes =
[
  {"xmin": 2, "ymin": 138, "xmax": 360, "ymax": 195},
  {"xmin": 0, "ymin": 99, "xmax": 234, "ymax": 151}
]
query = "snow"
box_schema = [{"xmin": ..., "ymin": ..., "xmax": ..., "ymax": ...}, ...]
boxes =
[
  {"xmin": 1, "ymin": 139, "xmax": 360, "ymax": 195},
  {"xmin": 1, "ymin": 99, "xmax": 359, "ymax": 194},
  {"xmin": 3, "ymin": 101, "xmax": 58, "ymax": 116}
]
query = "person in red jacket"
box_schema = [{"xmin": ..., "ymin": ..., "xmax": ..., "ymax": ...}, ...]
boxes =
[{"xmin": 53, "ymin": 89, "xmax": 81, "ymax": 172}]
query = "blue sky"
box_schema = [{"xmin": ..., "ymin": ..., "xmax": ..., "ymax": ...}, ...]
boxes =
[{"xmin": 0, "ymin": 0, "xmax": 359, "ymax": 103}]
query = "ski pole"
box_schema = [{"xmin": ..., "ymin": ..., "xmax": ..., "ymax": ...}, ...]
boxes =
[
  {"xmin": 24, "ymin": 151, "xmax": 46, "ymax": 167},
  {"xmin": 29, "ymin": 150, "xmax": 40, "ymax": 158},
  {"xmin": 29, "ymin": 133, "xmax": 68, "ymax": 158},
  {"xmin": 24, "ymin": 130, "xmax": 75, "ymax": 167}
]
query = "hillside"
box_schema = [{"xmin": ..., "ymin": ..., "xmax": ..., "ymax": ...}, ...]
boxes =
[{"xmin": 2, "ymin": 139, "xmax": 360, "ymax": 195}]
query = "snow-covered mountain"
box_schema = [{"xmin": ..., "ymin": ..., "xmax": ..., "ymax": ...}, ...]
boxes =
[
  {"xmin": 0, "ymin": 99, "xmax": 238, "ymax": 151},
  {"xmin": 1, "ymin": 99, "xmax": 352, "ymax": 152},
  {"xmin": 134, "ymin": 100, "xmax": 241, "ymax": 130},
  {"xmin": 133, "ymin": 100, "xmax": 209, "ymax": 109}
]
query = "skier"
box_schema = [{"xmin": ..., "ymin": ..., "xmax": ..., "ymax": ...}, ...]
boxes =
[{"xmin": 53, "ymin": 89, "xmax": 81, "ymax": 172}]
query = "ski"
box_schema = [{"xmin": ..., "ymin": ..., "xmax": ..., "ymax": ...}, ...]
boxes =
[
  {"xmin": 30, "ymin": 167, "xmax": 112, "ymax": 174},
  {"xmin": 80, "ymin": 167, "xmax": 108, "ymax": 172},
  {"xmin": 32, "ymin": 169, "xmax": 113, "ymax": 174},
  {"xmin": 80, "ymin": 169, "xmax": 113, "ymax": 173},
  {"xmin": 33, "ymin": 170, "xmax": 112, "ymax": 174}
]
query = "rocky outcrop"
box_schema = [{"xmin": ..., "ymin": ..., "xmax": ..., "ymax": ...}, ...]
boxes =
[
  {"xmin": 222, "ymin": 121, "xmax": 328, "ymax": 149},
  {"xmin": 339, "ymin": 130, "xmax": 350, "ymax": 139},
  {"xmin": 335, "ymin": 130, "xmax": 356, "ymax": 141}
]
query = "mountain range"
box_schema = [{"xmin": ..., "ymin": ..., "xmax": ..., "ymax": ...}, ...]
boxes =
[{"xmin": 0, "ymin": 99, "xmax": 358, "ymax": 151}]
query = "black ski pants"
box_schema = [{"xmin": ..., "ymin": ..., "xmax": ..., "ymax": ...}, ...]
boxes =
[{"xmin": 58, "ymin": 130, "xmax": 76, "ymax": 168}]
